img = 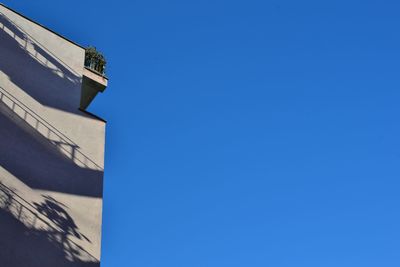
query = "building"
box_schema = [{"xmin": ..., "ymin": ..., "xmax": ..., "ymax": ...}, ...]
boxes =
[{"xmin": 0, "ymin": 3, "xmax": 108, "ymax": 267}]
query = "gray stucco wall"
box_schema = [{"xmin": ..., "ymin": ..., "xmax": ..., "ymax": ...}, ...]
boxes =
[{"xmin": 0, "ymin": 4, "xmax": 106, "ymax": 266}]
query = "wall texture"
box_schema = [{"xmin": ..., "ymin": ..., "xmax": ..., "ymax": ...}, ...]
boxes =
[{"xmin": 0, "ymin": 4, "xmax": 106, "ymax": 266}]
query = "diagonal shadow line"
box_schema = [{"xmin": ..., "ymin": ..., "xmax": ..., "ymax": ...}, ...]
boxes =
[
  {"xmin": 0, "ymin": 11, "xmax": 83, "ymax": 113},
  {"xmin": 0, "ymin": 11, "xmax": 82, "ymax": 78},
  {"xmin": 0, "ymin": 181, "xmax": 99, "ymax": 263},
  {"xmin": 0, "ymin": 86, "xmax": 103, "ymax": 171}
]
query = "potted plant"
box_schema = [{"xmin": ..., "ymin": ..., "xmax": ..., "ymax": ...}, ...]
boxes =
[{"xmin": 85, "ymin": 46, "xmax": 106, "ymax": 75}]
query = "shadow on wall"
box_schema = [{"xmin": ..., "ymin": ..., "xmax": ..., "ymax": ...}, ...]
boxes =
[
  {"xmin": 0, "ymin": 13, "xmax": 104, "ymax": 171},
  {"xmin": 0, "ymin": 182, "xmax": 99, "ymax": 267},
  {"xmin": 0, "ymin": 11, "xmax": 102, "ymax": 266},
  {"xmin": 0, "ymin": 86, "xmax": 103, "ymax": 171},
  {"xmin": 0, "ymin": 12, "xmax": 82, "ymax": 113},
  {"xmin": 0, "ymin": 107, "xmax": 103, "ymax": 198}
]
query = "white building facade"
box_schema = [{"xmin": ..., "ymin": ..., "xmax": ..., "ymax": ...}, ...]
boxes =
[{"xmin": 0, "ymin": 4, "xmax": 108, "ymax": 266}]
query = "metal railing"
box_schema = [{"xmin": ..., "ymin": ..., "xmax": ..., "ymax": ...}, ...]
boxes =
[{"xmin": 84, "ymin": 57, "xmax": 106, "ymax": 75}]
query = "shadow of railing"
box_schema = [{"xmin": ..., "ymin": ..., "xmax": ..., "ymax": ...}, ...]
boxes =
[
  {"xmin": 0, "ymin": 86, "xmax": 102, "ymax": 171},
  {"xmin": 0, "ymin": 11, "xmax": 81, "ymax": 84},
  {"xmin": 0, "ymin": 181, "xmax": 99, "ymax": 263}
]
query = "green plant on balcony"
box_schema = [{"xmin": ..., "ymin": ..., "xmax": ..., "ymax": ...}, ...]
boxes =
[{"xmin": 85, "ymin": 46, "xmax": 106, "ymax": 75}]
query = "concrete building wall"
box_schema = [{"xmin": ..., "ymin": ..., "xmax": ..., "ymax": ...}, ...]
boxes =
[{"xmin": 0, "ymin": 4, "xmax": 106, "ymax": 266}]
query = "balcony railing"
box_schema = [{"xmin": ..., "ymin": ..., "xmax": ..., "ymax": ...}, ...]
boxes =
[{"xmin": 84, "ymin": 47, "xmax": 106, "ymax": 76}]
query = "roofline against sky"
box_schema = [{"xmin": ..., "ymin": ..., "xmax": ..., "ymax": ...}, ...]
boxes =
[
  {"xmin": 0, "ymin": 2, "xmax": 108, "ymax": 123},
  {"xmin": 0, "ymin": 2, "xmax": 86, "ymax": 50}
]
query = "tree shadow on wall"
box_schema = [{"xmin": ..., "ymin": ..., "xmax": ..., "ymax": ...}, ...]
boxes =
[
  {"xmin": 34, "ymin": 195, "xmax": 91, "ymax": 244},
  {"xmin": 0, "ymin": 182, "xmax": 99, "ymax": 267},
  {"xmin": 0, "ymin": 12, "xmax": 83, "ymax": 114}
]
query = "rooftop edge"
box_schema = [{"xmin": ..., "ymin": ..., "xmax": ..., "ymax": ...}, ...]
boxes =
[{"xmin": 0, "ymin": 2, "xmax": 86, "ymax": 50}]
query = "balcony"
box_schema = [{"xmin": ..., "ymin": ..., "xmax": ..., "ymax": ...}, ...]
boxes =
[
  {"xmin": 84, "ymin": 47, "xmax": 106, "ymax": 76},
  {"xmin": 80, "ymin": 47, "xmax": 108, "ymax": 110}
]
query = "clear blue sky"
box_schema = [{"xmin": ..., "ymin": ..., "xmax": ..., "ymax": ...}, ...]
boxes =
[{"xmin": 5, "ymin": 1, "xmax": 400, "ymax": 266}]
